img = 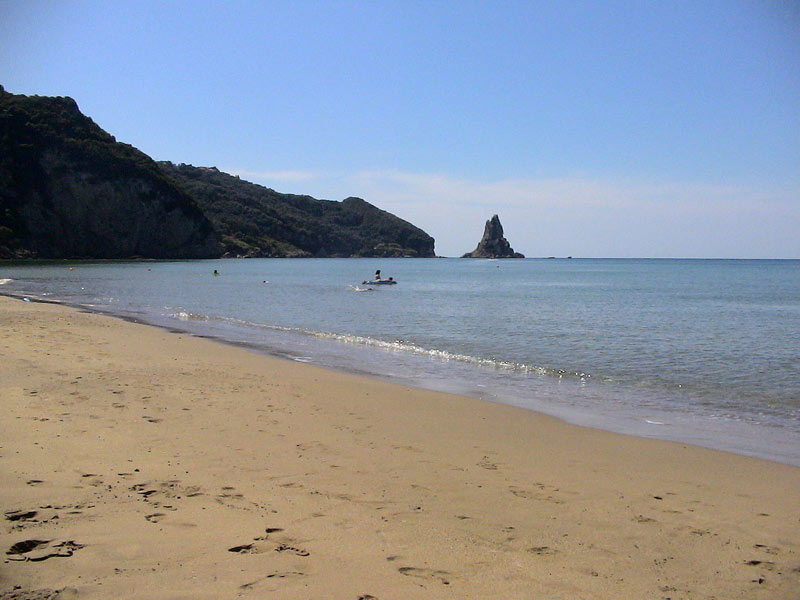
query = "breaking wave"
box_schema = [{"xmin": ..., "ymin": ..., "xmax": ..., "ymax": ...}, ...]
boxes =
[{"xmin": 179, "ymin": 312, "xmax": 595, "ymax": 382}]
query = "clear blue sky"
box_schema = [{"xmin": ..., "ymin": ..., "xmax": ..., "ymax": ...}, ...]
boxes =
[{"xmin": 2, "ymin": 0, "xmax": 798, "ymax": 257}]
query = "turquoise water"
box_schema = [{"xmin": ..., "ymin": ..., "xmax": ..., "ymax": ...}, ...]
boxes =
[{"xmin": 2, "ymin": 258, "xmax": 799, "ymax": 465}]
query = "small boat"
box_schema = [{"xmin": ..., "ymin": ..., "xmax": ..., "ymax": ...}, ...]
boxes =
[{"xmin": 362, "ymin": 278, "xmax": 397, "ymax": 285}]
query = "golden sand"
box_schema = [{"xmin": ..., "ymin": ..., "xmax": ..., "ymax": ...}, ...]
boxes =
[{"xmin": 1, "ymin": 296, "xmax": 798, "ymax": 599}]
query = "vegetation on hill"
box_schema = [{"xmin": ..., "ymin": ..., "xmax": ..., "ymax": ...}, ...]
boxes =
[
  {"xmin": 0, "ymin": 86, "xmax": 435, "ymax": 259},
  {"xmin": 0, "ymin": 85, "xmax": 220, "ymax": 258},
  {"xmin": 160, "ymin": 163, "xmax": 435, "ymax": 258}
]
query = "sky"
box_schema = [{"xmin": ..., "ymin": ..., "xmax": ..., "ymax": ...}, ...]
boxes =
[{"xmin": 1, "ymin": 0, "xmax": 799, "ymax": 257}]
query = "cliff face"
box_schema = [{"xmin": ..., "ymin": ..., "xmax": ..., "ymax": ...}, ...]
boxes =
[
  {"xmin": 161, "ymin": 163, "xmax": 436, "ymax": 258},
  {"xmin": 0, "ymin": 87, "xmax": 436, "ymax": 260},
  {"xmin": 0, "ymin": 87, "xmax": 221, "ymax": 259},
  {"xmin": 462, "ymin": 215, "xmax": 524, "ymax": 258}
]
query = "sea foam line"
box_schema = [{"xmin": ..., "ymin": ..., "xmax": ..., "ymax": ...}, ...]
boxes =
[{"xmin": 175, "ymin": 312, "xmax": 598, "ymax": 380}]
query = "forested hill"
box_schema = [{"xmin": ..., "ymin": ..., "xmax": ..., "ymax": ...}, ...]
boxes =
[
  {"xmin": 0, "ymin": 86, "xmax": 221, "ymax": 259},
  {"xmin": 0, "ymin": 86, "xmax": 435, "ymax": 259},
  {"xmin": 160, "ymin": 163, "xmax": 435, "ymax": 258}
]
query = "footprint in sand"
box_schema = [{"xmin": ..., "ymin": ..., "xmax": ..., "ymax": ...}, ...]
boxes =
[
  {"xmin": 508, "ymin": 487, "xmax": 535, "ymax": 499},
  {"xmin": 228, "ymin": 540, "xmax": 309, "ymax": 557},
  {"xmin": 218, "ymin": 486, "xmax": 244, "ymax": 499},
  {"xmin": 477, "ymin": 456, "xmax": 499, "ymax": 470},
  {"xmin": 527, "ymin": 546, "xmax": 558, "ymax": 556},
  {"xmin": 509, "ymin": 486, "xmax": 565, "ymax": 504},
  {"xmin": 745, "ymin": 559, "xmax": 776, "ymax": 571},
  {"xmin": 295, "ymin": 441, "xmax": 333, "ymax": 454},
  {"xmin": 5, "ymin": 508, "xmax": 59, "ymax": 528},
  {"xmin": 274, "ymin": 543, "xmax": 310, "ymax": 557},
  {"xmin": 6, "ymin": 539, "xmax": 84, "ymax": 562},
  {"xmin": 264, "ymin": 571, "xmax": 305, "ymax": 579},
  {"xmin": 131, "ymin": 480, "xmax": 204, "ymax": 507},
  {"xmin": 278, "ymin": 482, "xmax": 304, "ymax": 489},
  {"xmin": 392, "ymin": 444, "xmax": 423, "ymax": 454},
  {"xmin": 239, "ymin": 571, "xmax": 306, "ymax": 590},
  {"xmin": 214, "ymin": 486, "xmax": 266, "ymax": 511},
  {"xmin": 5, "ymin": 510, "xmax": 39, "ymax": 522},
  {"xmin": 229, "ymin": 527, "xmax": 308, "ymax": 556},
  {"xmin": 398, "ymin": 566, "xmax": 451, "ymax": 585},
  {"xmin": 634, "ymin": 515, "xmax": 657, "ymax": 523},
  {"xmin": 145, "ymin": 513, "xmax": 165, "ymax": 523}
]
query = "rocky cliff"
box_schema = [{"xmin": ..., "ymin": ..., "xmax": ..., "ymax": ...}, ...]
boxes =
[
  {"xmin": 0, "ymin": 87, "xmax": 221, "ymax": 259},
  {"xmin": 0, "ymin": 86, "xmax": 436, "ymax": 259},
  {"xmin": 462, "ymin": 215, "xmax": 524, "ymax": 258},
  {"xmin": 161, "ymin": 163, "xmax": 435, "ymax": 258}
]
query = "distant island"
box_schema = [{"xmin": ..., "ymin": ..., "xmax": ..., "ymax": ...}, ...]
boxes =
[
  {"xmin": 462, "ymin": 215, "xmax": 524, "ymax": 258},
  {"xmin": 0, "ymin": 86, "xmax": 435, "ymax": 259}
]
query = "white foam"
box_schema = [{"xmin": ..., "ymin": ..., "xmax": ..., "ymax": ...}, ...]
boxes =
[{"xmin": 173, "ymin": 311, "xmax": 209, "ymax": 322}]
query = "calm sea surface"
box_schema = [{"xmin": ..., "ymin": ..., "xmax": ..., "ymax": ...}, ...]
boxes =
[{"xmin": 2, "ymin": 258, "xmax": 799, "ymax": 465}]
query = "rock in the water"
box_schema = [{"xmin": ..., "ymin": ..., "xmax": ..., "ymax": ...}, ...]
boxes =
[{"xmin": 462, "ymin": 215, "xmax": 524, "ymax": 258}]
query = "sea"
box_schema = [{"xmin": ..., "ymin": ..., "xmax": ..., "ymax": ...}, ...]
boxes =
[{"xmin": 2, "ymin": 258, "xmax": 799, "ymax": 466}]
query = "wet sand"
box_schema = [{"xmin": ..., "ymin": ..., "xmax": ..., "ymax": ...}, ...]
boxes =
[{"xmin": 1, "ymin": 295, "xmax": 799, "ymax": 599}]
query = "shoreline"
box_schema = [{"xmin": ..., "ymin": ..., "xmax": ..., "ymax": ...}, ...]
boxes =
[
  {"xmin": 3, "ymin": 288, "xmax": 798, "ymax": 468},
  {"xmin": 1, "ymin": 295, "xmax": 799, "ymax": 599}
]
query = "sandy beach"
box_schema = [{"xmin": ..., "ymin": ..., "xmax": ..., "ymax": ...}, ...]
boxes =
[{"xmin": 1, "ymin": 295, "xmax": 799, "ymax": 599}]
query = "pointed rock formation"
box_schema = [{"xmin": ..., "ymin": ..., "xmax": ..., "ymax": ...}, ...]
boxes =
[{"xmin": 461, "ymin": 215, "xmax": 524, "ymax": 258}]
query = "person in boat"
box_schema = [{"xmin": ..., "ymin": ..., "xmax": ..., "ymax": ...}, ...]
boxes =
[{"xmin": 375, "ymin": 269, "xmax": 381, "ymax": 281}]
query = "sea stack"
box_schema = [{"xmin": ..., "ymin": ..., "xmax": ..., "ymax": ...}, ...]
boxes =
[{"xmin": 461, "ymin": 215, "xmax": 524, "ymax": 258}]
